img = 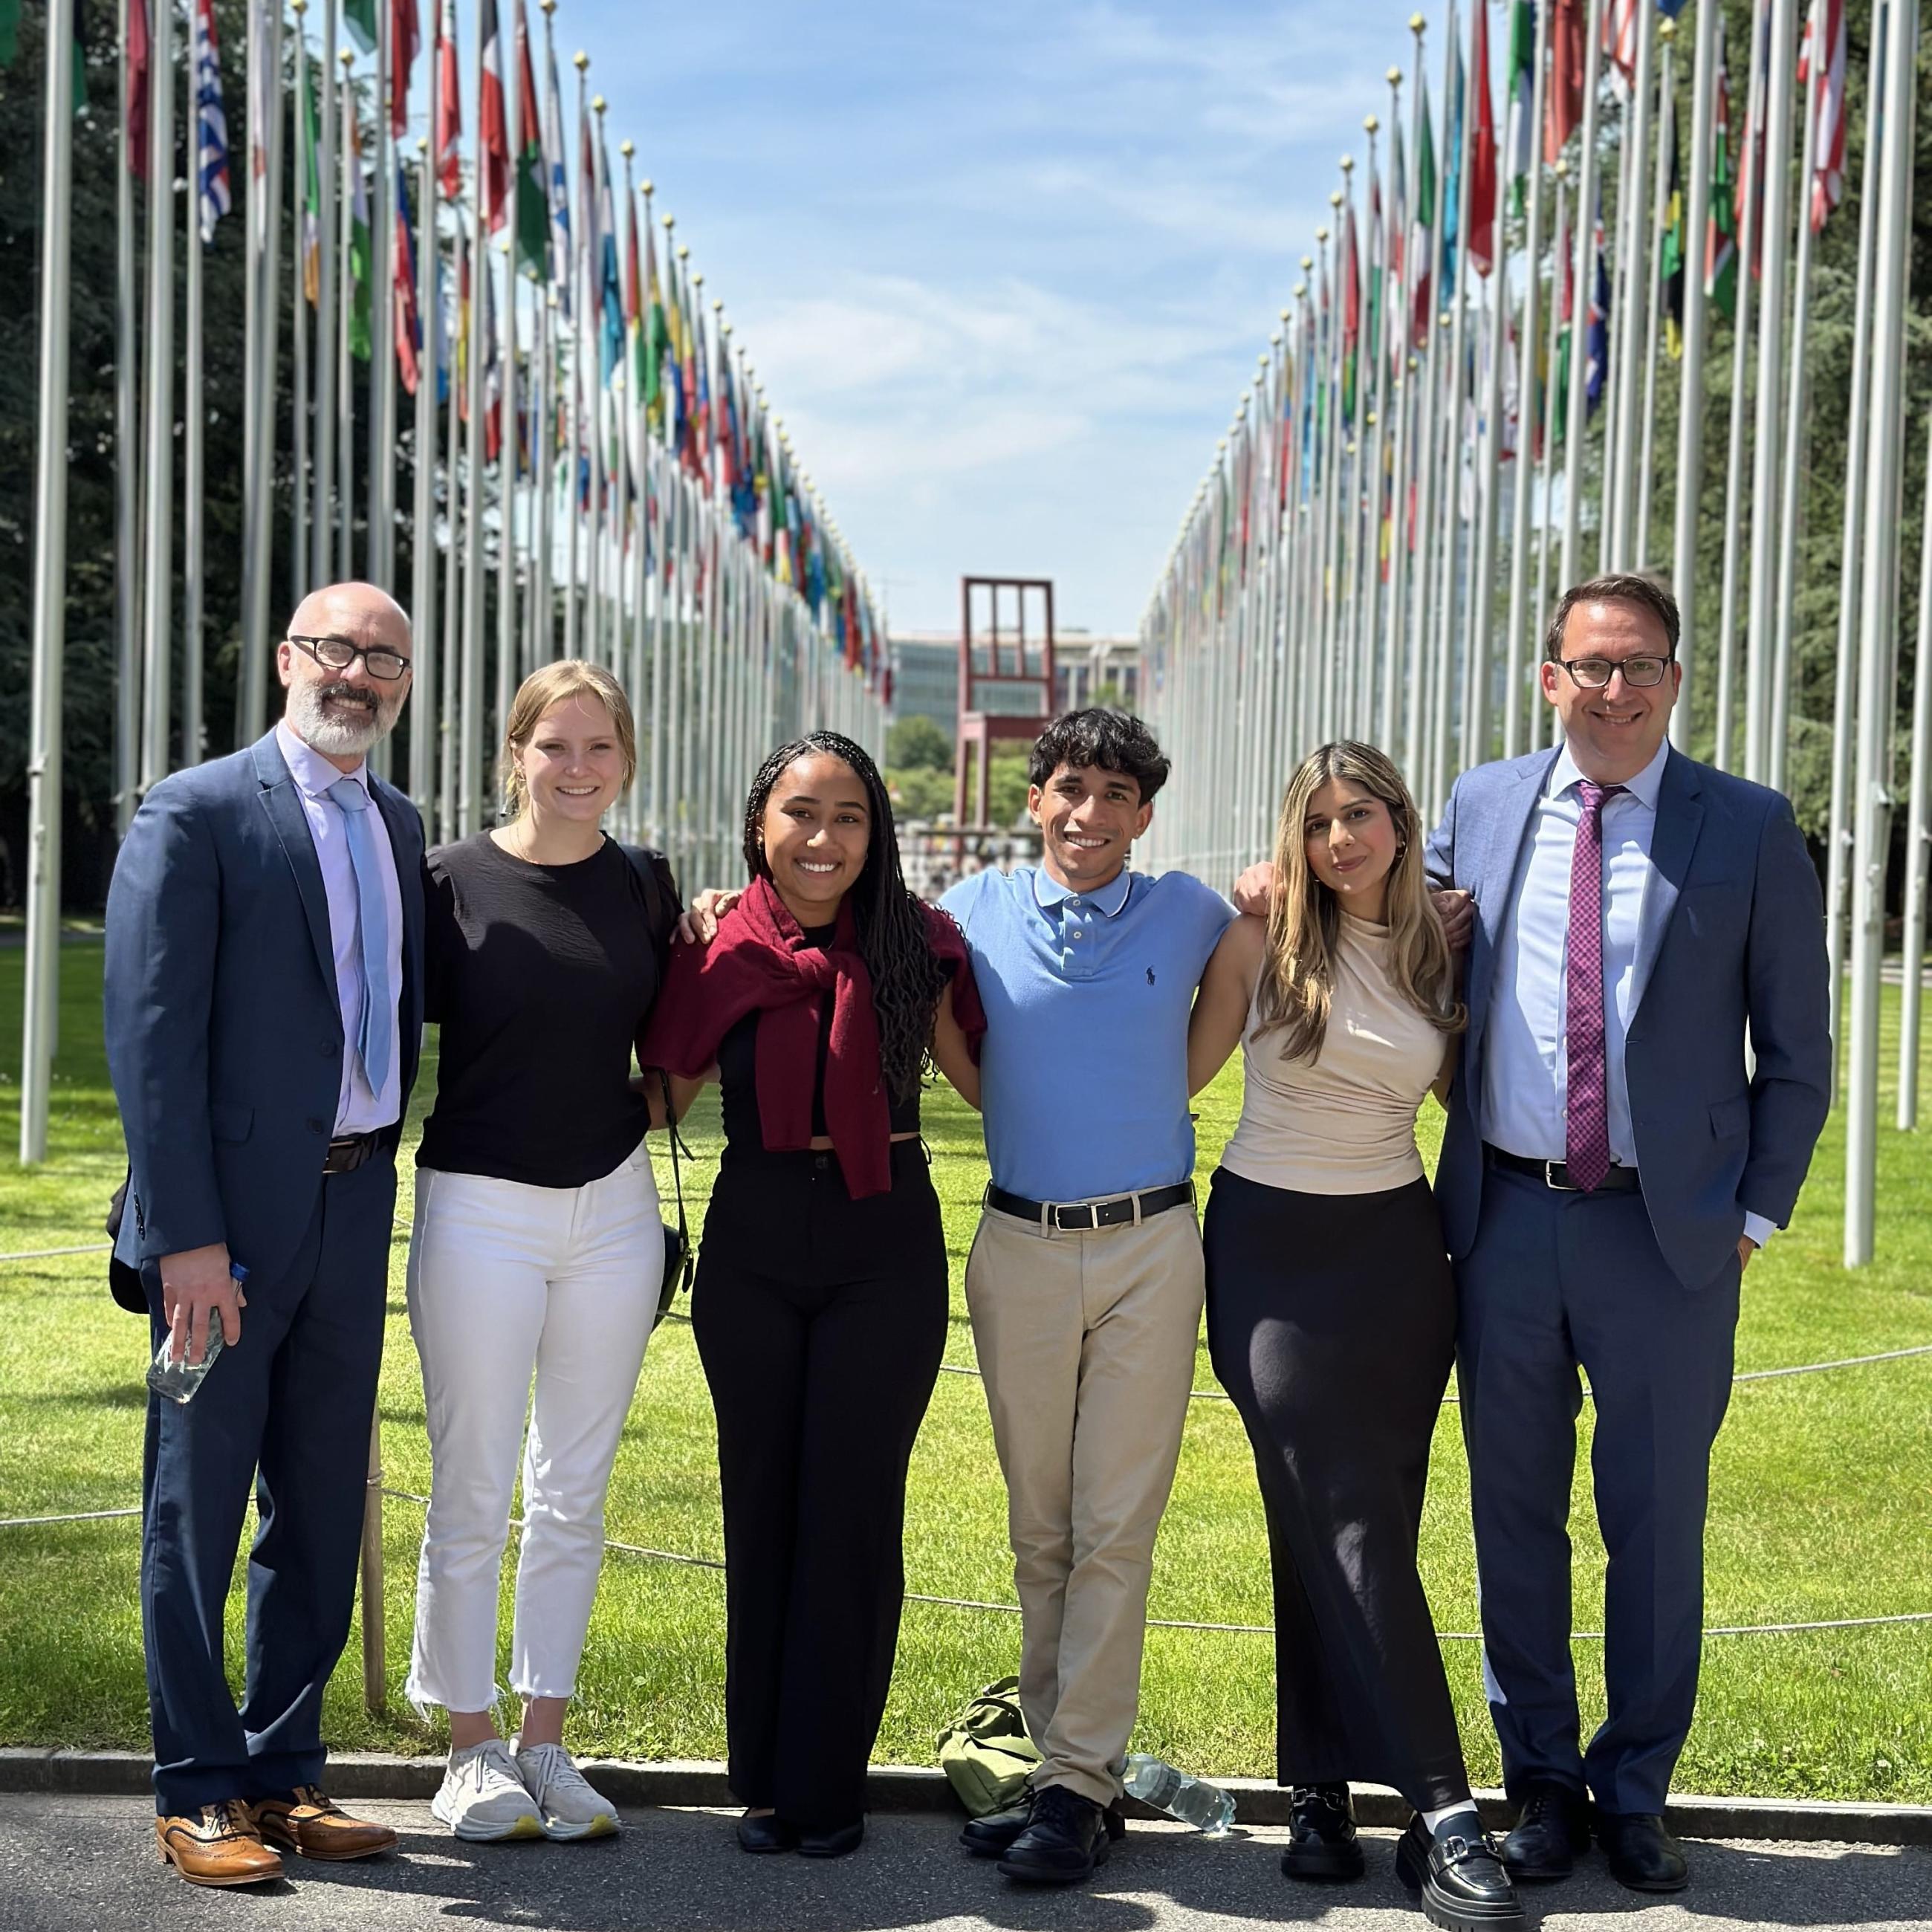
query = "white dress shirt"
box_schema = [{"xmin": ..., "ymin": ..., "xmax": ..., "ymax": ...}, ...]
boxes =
[
  {"xmin": 276, "ymin": 721, "xmax": 405, "ymax": 1134},
  {"xmin": 1480, "ymin": 738, "xmax": 1773, "ymax": 1248}
]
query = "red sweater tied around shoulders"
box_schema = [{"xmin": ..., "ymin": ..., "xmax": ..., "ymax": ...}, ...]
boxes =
[{"xmin": 638, "ymin": 873, "xmax": 984, "ymax": 1199}]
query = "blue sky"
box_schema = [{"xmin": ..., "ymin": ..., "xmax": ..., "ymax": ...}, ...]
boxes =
[{"xmin": 427, "ymin": 0, "xmax": 1467, "ymax": 634}]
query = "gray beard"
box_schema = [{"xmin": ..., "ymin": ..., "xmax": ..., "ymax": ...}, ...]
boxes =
[{"xmin": 288, "ymin": 681, "xmax": 396, "ymax": 757}]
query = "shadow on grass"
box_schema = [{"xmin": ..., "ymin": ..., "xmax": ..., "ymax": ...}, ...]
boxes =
[{"xmin": 9, "ymin": 1382, "xmax": 146, "ymax": 1411}]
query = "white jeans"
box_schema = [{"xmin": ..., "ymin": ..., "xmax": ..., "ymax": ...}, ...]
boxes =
[{"xmin": 404, "ymin": 1146, "xmax": 663, "ymax": 1714}]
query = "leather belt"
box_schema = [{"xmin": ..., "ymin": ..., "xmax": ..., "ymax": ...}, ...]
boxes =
[
  {"xmin": 1485, "ymin": 1145, "xmax": 1641, "ymax": 1193},
  {"xmin": 322, "ymin": 1130, "xmax": 385, "ymax": 1176},
  {"xmin": 985, "ymin": 1181, "xmax": 1195, "ymax": 1232}
]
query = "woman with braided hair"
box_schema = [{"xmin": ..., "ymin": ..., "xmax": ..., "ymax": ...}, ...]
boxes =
[{"xmin": 639, "ymin": 731, "xmax": 985, "ymax": 1859}]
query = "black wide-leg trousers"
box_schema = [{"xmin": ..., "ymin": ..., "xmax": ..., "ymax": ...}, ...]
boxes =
[
  {"xmin": 1204, "ymin": 1166, "xmax": 1471, "ymax": 1815},
  {"xmin": 692, "ymin": 1141, "xmax": 947, "ymax": 1829}
]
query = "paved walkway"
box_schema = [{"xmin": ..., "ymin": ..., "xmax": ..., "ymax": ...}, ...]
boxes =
[{"xmin": 1, "ymin": 1798, "xmax": 1927, "ymax": 1932}]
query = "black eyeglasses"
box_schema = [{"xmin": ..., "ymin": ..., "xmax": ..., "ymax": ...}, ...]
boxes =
[
  {"xmin": 288, "ymin": 635, "xmax": 412, "ymax": 681},
  {"xmin": 1555, "ymin": 655, "xmax": 1674, "ymax": 690}
]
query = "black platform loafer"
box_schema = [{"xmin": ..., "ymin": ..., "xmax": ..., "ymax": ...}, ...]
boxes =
[
  {"xmin": 797, "ymin": 1817, "xmax": 866, "ymax": 1859},
  {"xmin": 1395, "ymin": 1816, "xmax": 1526, "ymax": 1932},
  {"xmin": 962, "ymin": 1794, "xmax": 1034, "ymax": 1858},
  {"xmin": 1280, "ymin": 1783, "xmax": 1365, "ymax": 1881},
  {"xmin": 735, "ymin": 1810, "xmax": 798, "ymax": 1853},
  {"xmin": 1597, "ymin": 1812, "xmax": 1688, "ymax": 1893},
  {"xmin": 997, "ymin": 1785, "xmax": 1112, "ymax": 1886},
  {"xmin": 1502, "ymin": 1783, "xmax": 1592, "ymax": 1881}
]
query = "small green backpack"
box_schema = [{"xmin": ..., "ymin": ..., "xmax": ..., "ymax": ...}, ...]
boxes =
[{"xmin": 937, "ymin": 1676, "xmax": 1043, "ymax": 1818}]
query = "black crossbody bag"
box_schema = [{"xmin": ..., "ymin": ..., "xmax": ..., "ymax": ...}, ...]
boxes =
[{"xmin": 622, "ymin": 844, "xmax": 697, "ymax": 1329}]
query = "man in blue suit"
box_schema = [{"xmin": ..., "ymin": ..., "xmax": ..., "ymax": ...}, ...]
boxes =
[
  {"xmin": 106, "ymin": 582, "xmax": 427, "ymax": 1887},
  {"xmin": 1425, "ymin": 574, "xmax": 1829, "ymax": 1893}
]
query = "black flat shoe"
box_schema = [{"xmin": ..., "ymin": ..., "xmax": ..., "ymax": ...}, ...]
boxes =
[
  {"xmin": 1503, "ymin": 1783, "xmax": 1592, "ymax": 1881},
  {"xmin": 797, "ymin": 1817, "xmax": 866, "ymax": 1858},
  {"xmin": 735, "ymin": 1810, "xmax": 797, "ymax": 1853},
  {"xmin": 961, "ymin": 1795, "xmax": 1034, "ymax": 1858},
  {"xmin": 1280, "ymin": 1783, "xmax": 1365, "ymax": 1881},
  {"xmin": 1596, "ymin": 1811, "xmax": 1688, "ymax": 1893},
  {"xmin": 997, "ymin": 1785, "xmax": 1112, "ymax": 1886},
  {"xmin": 1395, "ymin": 1816, "xmax": 1525, "ymax": 1932}
]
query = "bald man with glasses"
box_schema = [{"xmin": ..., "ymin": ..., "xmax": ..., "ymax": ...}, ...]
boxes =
[
  {"xmin": 106, "ymin": 583, "xmax": 427, "ymax": 1886},
  {"xmin": 1424, "ymin": 574, "xmax": 1829, "ymax": 1894}
]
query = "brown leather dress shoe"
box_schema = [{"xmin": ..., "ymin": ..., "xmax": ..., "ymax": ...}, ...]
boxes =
[
  {"xmin": 155, "ymin": 1802, "xmax": 285, "ymax": 1887},
  {"xmin": 251, "ymin": 1786, "xmax": 398, "ymax": 1861}
]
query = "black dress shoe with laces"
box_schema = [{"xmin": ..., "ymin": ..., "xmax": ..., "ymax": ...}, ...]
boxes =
[
  {"xmin": 1596, "ymin": 1812, "xmax": 1688, "ymax": 1893},
  {"xmin": 735, "ymin": 1810, "xmax": 798, "ymax": 1853},
  {"xmin": 1503, "ymin": 1783, "xmax": 1592, "ymax": 1881},
  {"xmin": 997, "ymin": 1784, "xmax": 1112, "ymax": 1885},
  {"xmin": 1395, "ymin": 1815, "xmax": 1526, "ymax": 1932},
  {"xmin": 962, "ymin": 1793, "xmax": 1034, "ymax": 1857},
  {"xmin": 1280, "ymin": 1783, "xmax": 1365, "ymax": 1881},
  {"xmin": 797, "ymin": 1817, "xmax": 866, "ymax": 1859}
]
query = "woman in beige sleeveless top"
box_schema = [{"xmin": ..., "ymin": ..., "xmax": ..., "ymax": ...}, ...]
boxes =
[{"xmin": 1189, "ymin": 742, "xmax": 1520, "ymax": 1932}]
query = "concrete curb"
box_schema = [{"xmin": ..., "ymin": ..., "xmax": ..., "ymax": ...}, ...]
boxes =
[{"xmin": 3, "ymin": 1750, "xmax": 1928, "ymax": 1847}]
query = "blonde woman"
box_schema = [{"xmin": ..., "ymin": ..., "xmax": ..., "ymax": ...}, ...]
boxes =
[
  {"xmin": 407, "ymin": 663, "xmax": 678, "ymax": 1843},
  {"xmin": 1187, "ymin": 742, "xmax": 1521, "ymax": 1932}
]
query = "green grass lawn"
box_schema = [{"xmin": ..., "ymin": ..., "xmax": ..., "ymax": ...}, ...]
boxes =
[{"xmin": 1, "ymin": 939, "xmax": 1928, "ymax": 1802}]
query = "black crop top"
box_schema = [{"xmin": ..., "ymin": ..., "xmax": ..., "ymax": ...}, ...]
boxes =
[{"xmin": 715, "ymin": 921, "xmax": 921, "ymax": 1148}]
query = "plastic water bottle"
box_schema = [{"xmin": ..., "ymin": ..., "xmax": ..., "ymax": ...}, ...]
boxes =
[
  {"xmin": 1124, "ymin": 1753, "xmax": 1236, "ymax": 1837},
  {"xmin": 146, "ymin": 1263, "xmax": 248, "ymax": 1405}
]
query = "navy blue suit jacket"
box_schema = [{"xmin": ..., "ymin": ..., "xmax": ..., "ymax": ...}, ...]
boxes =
[
  {"xmin": 105, "ymin": 730, "xmax": 427, "ymax": 1291},
  {"xmin": 1424, "ymin": 745, "xmax": 1830, "ymax": 1291}
]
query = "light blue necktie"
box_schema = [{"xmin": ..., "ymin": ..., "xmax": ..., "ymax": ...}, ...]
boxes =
[{"xmin": 326, "ymin": 778, "xmax": 395, "ymax": 1101}]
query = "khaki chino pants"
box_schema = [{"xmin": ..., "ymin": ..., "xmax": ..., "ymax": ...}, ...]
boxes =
[{"xmin": 964, "ymin": 1199, "xmax": 1205, "ymax": 1807}]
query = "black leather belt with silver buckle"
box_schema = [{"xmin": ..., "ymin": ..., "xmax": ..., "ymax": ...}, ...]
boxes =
[
  {"xmin": 322, "ymin": 1130, "xmax": 384, "ymax": 1176},
  {"xmin": 1485, "ymin": 1145, "xmax": 1641, "ymax": 1193},
  {"xmin": 985, "ymin": 1181, "xmax": 1195, "ymax": 1231}
]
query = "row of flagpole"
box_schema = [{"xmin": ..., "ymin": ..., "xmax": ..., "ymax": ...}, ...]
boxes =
[
  {"xmin": 1136, "ymin": 0, "xmax": 1926, "ymax": 1267},
  {"xmin": 17, "ymin": 0, "xmax": 893, "ymax": 1164}
]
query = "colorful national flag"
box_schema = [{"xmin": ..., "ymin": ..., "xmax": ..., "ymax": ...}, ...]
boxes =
[
  {"xmin": 300, "ymin": 61, "xmax": 322, "ymax": 305},
  {"xmin": 1706, "ymin": 25, "xmax": 1737, "ymax": 320},
  {"xmin": 1807, "ymin": 0, "xmax": 1846, "ymax": 231},
  {"xmin": 1603, "ymin": 0, "xmax": 1638, "ymax": 86},
  {"xmin": 192, "ymin": 0, "xmax": 232, "ymax": 244},
  {"xmin": 1585, "ymin": 195, "xmax": 1609, "ymax": 415},
  {"xmin": 645, "ymin": 216, "xmax": 666, "ymax": 424},
  {"xmin": 435, "ymin": 0, "xmax": 462, "ymax": 199},
  {"xmin": 1552, "ymin": 178, "xmax": 1573, "ymax": 444},
  {"xmin": 1737, "ymin": 0, "xmax": 1771, "ymax": 280},
  {"xmin": 349, "ymin": 91, "xmax": 373, "ymax": 362},
  {"xmin": 1442, "ymin": 14, "xmax": 1465, "ymax": 300},
  {"xmin": 479, "ymin": 0, "xmax": 510, "ymax": 230},
  {"xmin": 1661, "ymin": 76, "xmax": 1686, "ymax": 357},
  {"xmin": 1506, "ymin": 0, "xmax": 1535, "ymax": 216},
  {"xmin": 390, "ymin": 0, "xmax": 419, "ymax": 136},
  {"xmin": 595, "ymin": 126, "xmax": 623, "ymax": 385},
  {"xmin": 1341, "ymin": 191, "xmax": 1361, "ymax": 425},
  {"xmin": 1468, "ymin": 0, "xmax": 1498, "ymax": 277},
  {"xmin": 512, "ymin": 0, "xmax": 546, "ymax": 275},
  {"xmin": 344, "ymin": 0, "xmax": 377, "ymax": 54},
  {"xmin": 127, "ymin": 0, "xmax": 151, "ymax": 178},
  {"xmin": 395, "ymin": 158, "xmax": 424, "ymax": 395},
  {"xmin": 1546, "ymin": 0, "xmax": 1584, "ymax": 161},
  {"xmin": 1411, "ymin": 76, "xmax": 1436, "ymax": 349}
]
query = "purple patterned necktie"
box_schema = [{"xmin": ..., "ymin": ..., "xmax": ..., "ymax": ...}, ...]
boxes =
[{"xmin": 1565, "ymin": 781, "xmax": 1622, "ymax": 1192}]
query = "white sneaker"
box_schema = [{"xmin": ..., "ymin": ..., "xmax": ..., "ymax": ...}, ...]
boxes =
[
  {"xmin": 431, "ymin": 1738, "xmax": 544, "ymax": 1841},
  {"xmin": 514, "ymin": 1740, "xmax": 621, "ymax": 1841}
]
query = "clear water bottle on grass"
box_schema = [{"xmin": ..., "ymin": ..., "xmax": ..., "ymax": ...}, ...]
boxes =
[{"xmin": 1124, "ymin": 1754, "xmax": 1236, "ymax": 1837}]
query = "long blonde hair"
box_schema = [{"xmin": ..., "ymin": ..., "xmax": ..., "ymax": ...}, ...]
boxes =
[
  {"xmin": 1253, "ymin": 741, "xmax": 1465, "ymax": 1063},
  {"xmin": 499, "ymin": 660, "xmax": 638, "ymax": 817}
]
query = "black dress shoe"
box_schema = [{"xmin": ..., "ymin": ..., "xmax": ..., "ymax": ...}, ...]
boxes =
[
  {"xmin": 1280, "ymin": 1783, "xmax": 1365, "ymax": 1881},
  {"xmin": 961, "ymin": 1794, "xmax": 1034, "ymax": 1858},
  {"xmin": 997, "ymin": 1785, "xmax": 1112, "ymax": 1886},
  {"xmin": 1596, "ymin": 1812, "xmax": 1688, "ymax": 1893},
  {"xmin": 797, "ymin": 1817, "xmax": 866, "ymax": 1859},
  {"xmin": 735, "ymin": 1810, "xmax": 798, "ymax": 1853},
  {"xmin": 1503, "ymin": 1783, "xmax": 1592, "ymax": 1881},
  {"xmin": 1395, "ymin": 1816, "xmax": 1526, "ymax": 1932}
]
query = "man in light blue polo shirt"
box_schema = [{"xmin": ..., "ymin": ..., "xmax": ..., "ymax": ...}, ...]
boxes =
[{"xmin": 941, "ymin": 710, "xmax": 1233, "ymax": 1884}]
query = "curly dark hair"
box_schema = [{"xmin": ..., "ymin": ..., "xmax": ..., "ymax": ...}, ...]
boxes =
[
  {"xmin": 742, "ymin": 731, "xmax": 951, "ymax": 1102},
  {"xmin": 1028, "ymin": 707, "xmax": 1171, "ymax": 802}
]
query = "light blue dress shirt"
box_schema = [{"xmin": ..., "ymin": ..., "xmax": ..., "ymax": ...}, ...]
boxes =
[
  {"xmin": 1482, "ymin": 739, "xmax": 1773, "ymax": 1247},
  {"xmin": 940, "ymin": 863, "xmax": 1235, "ymax": 1202}
]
